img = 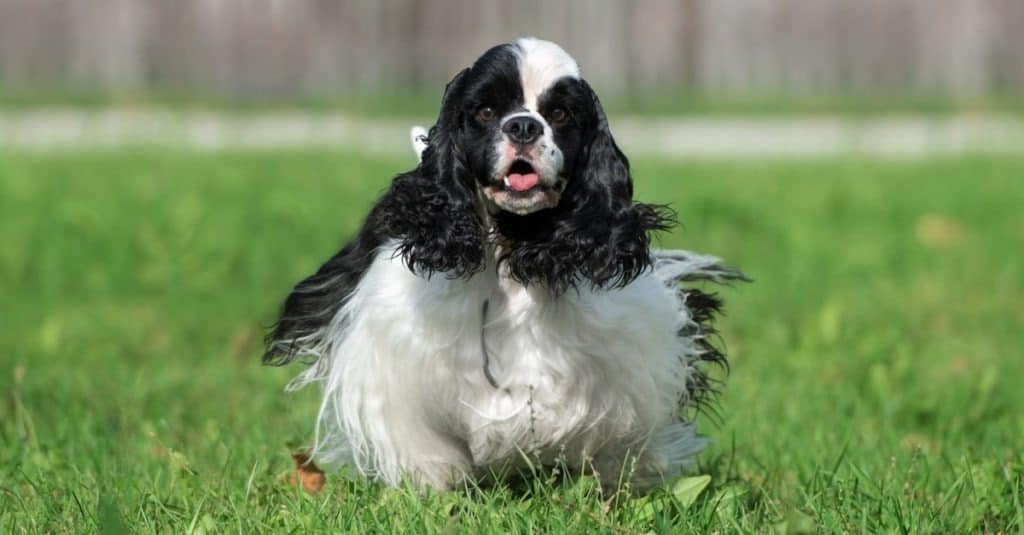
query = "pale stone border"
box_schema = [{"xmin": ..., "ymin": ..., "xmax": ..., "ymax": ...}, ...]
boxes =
[{"xmin": 1, "ymin": 109, "xmax": 1022, "ymax": 158}]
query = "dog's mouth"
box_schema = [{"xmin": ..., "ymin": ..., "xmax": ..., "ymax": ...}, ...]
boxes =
[
  {"xmin": 484, "ymin": 159, "xmax": 562, "ymax": 215},
  {"xmin": 504, "ymin": 160, "xmax": 541, "ymax": 192}
]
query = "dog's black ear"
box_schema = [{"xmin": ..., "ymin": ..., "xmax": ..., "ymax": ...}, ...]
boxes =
[
  {"xmin": 420, "ymin": 68, "xmax": 470, "ymax": 184},
  {"xmin": 500, "ymin": 80, "xmax": 673, "ymax": 293},
  {"xmin": 264, "ymin": 70, "xmax": 483, "ymax": 365},
  {"xmin": 569, "ymin": 80, "xmax": 674, "ymax": 288},
  {"xmin": 379, "ymin": 68, "xmax": 487, "ymax": 279}
]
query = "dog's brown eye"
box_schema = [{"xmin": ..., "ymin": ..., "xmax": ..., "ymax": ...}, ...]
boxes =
[
  {"xmin": 477, "ymin": 106, "xmax": 496, "ymax": 122},
  {"xmin": 550, "ymin": 107, "xmax": 569, "ymax": 125}
]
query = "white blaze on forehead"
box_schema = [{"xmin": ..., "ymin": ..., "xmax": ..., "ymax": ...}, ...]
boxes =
[{"xmin": 513, "ymin": 38, "xmax": 580, "ymax": 111}]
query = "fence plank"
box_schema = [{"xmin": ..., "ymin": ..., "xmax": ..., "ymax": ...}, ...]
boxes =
[{"xmin": 0, "ymin": 0, "xmax": 1020, "ymax": 98}]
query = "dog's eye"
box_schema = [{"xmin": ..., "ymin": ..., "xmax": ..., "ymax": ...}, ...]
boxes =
[
  {"xmin": 477, "ymin": 106, "xmax": 496, "ymax": 123},
  {"xmin": 550, "ymin": 107, "xmax": 570, "ymax": 125}
]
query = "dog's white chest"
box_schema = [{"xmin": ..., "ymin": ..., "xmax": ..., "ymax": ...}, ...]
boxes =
[
  {"xmin": 427, "ymin": 261, "xmax": 689, "ymax": 468},
  {"xmin": 305, "ymin": 243, "xmax": 701, "ymax": 486}
]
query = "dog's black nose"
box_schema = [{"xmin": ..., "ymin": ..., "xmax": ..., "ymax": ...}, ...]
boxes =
[{"xmin": 502, "ymin": 116, "xmax": 543, "ymax": 145}]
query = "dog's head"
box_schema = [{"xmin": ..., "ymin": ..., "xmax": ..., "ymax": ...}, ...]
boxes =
[
  {"xmin": 454, "ymin": 38, "xmax": 582, "ymax": 216},
  {"xmin": 403, "ymin": 38, "xmax": 672, "ymax": 292}
]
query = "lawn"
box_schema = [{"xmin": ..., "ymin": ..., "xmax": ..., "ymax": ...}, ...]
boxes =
[{"xmin": 1, "ymin": 150, "xmax": 1021, "ymax": 533}]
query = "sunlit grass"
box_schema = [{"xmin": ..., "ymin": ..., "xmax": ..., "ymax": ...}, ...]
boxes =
[{"xmin": 1, "ymin": 150, "xmax": 1022, "ymax": 532}]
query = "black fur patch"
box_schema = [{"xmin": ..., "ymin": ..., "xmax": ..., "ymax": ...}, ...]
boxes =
[
  {"xmin": 493, "ymin": 79, "xmax": 675, "ymax": 294},
  {"xmin": 677, "ymin": 288, "xmax": 728, "ymax": 417},
  {"xmin": 494, "ymin": 202, "xmax": 674, "ymax": 294}
]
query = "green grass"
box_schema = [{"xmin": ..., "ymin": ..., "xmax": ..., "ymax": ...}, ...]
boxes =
[{"xmin": 1, "ymin": 150, "xmax": 1022, "ymax": 533}]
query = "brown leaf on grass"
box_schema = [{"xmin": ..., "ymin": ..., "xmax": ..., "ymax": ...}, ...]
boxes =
[
  {"xmin": 13, "ymin": 366, "xmax": 25, "ymax": 384},
  {"xmin": 289, "ymin": 451, "xmax": 326, "ymax": 494},
  {"xmin": 915, "ymin": 214, "xmax": 965, "ymax": 248}
]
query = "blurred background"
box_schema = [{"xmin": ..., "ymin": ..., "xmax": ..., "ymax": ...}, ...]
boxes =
[
  {"xmin": 1, "ymin": 1, "xmax": 1022, "ymax": 532},
  {"xmin": 2, "ymin": 0, "xmax": 1024, "ymax": 108},
  {"xmin": 2, "ymin": 0, "xmax": 1023, "ymax": 153}
]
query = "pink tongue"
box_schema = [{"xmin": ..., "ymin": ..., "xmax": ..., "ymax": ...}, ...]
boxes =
[{"xmin": 507, "ymin": 172, "xmax": 539, "ymax": 192}]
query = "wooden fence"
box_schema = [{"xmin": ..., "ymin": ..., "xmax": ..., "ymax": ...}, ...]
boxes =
[{"xmin": 1, "ymin": 0, "xmax": 1021, "ymax": 98}]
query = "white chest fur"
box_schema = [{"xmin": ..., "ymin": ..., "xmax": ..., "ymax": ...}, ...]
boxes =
[{"xmin": 291, "ymin": 242, "xmax": 708, "ymax": 490}]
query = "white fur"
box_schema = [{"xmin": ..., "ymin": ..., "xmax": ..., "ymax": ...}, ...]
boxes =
[
  {"xmin": 513, "ymin": 37, "xmax": 581, "ymax": 112},
  {"xmin": 410, "ymin": 126, "xmax": 429, "ymax": 163},
  {"xmin": 287, "ymin": 242, "xmax": 717, "ymax": 491}
]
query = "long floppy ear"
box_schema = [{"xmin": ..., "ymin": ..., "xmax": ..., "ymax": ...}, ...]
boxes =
[
  {"xmin": 499, "ymin": 80, "xmax": 673, "ymax": 293},
  {"xmin": 379, "ymin": 68, "xmax": 487, "ymax": 279},
  {"xmin": 420, "ymin": 68, "xmax": 471, "ymax": 187},
  {"xmin": 571, "ymin": 81, "xmax": 674, "ymax": 287},
  {"xmin": 263, "ymin": 70, "xmax": 483, "ymax": 365}
]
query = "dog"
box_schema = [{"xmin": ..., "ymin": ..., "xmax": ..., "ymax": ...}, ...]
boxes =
[{"xmin": 264, "ymin": 38, "xmax": 745, "ymax": 492}]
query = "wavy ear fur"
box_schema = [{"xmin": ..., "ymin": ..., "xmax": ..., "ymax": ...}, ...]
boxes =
[
  {"xmin": 263, "ymin": 69, "xmax": 485, "ymax": 365},
  {"xmin": 387, "ymin": 67, "xmax": 486, "ymax": 278},
  {"xmin": 497, "ymin": 80, "xmax": 673, "ymax": 294}
]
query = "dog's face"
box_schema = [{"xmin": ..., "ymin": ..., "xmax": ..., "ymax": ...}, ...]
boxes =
[
  {"xmin": 454, "ymin": 38, "xmax": 592, "ymax": 215},
  {"xmin": 407, "ymin": 38, "xmax": 671, "ymax": 292}
]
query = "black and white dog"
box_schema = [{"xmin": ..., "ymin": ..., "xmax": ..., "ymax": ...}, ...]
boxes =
[{"xmin": 265, "ymin": 38, "xmax": 745, "ymax": 492}]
